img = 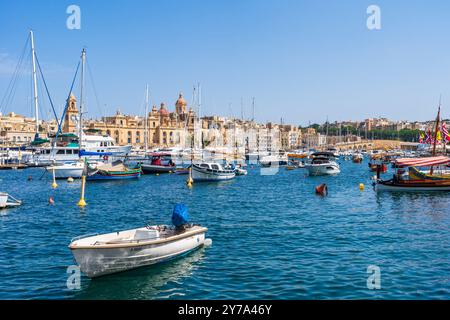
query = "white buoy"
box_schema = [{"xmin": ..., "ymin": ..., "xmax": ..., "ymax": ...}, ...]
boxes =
[{"xmin": 204, "ymin": 238, "xmax": 213, "ymax": 247}]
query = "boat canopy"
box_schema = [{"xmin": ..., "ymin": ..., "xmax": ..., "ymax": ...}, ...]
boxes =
[{"xmin": 395, "ymin": 156, "xmax": 450, "ymax": 168}]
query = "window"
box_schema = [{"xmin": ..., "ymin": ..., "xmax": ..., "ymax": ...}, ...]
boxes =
[
  {"xmin": 74, "ymin": 149, "xmax": 79, "ymax": 155},
  {"xmin": 211, "ymin": 164, "xmax": 219, "ymax": 170},
  {"xmin": 57, "ymin": 150, "xmax": 65, "ymax": 154}
]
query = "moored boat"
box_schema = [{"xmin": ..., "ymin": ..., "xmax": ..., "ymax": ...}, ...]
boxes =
[
  {"xmin": 141, "ymin": 153, "xmax": 176, "ymax": 174},
  {"xmin": 69, "ymin": 204, "xmax": 209, "ymax": 277},
  {"xmin": 45, "ymin": 161, "xmax": 85, "ymax": 179},
  {"xmin": 87, "ymin": 160, "xmax": 141, "ymax": 180},
  {"xmin": 0, "ymin": 192, "xmax": 22, "ymax": 209},
  {"xmin": 374, "ymin": 156, "xmax": 450, "ymax": 191},
  {"xmin": 192, "ymin": 162, "xmax": 236, "ymax": 181},
  {"xmin": 305, "ymin": 152, "xmax": 340, "ymax": 176}
]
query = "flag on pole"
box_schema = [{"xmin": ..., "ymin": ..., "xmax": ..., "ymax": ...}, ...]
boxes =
[
  {"xmin": 425, "ymin": 129, "xmax": 432, "ymax": 144},
  {"xmin": 419, "ymin": 131, "xmax": 425, "ymax": 143},
  {"xmin": 442, "ymin": 122, "xmax": 450, "ymax": 142}
]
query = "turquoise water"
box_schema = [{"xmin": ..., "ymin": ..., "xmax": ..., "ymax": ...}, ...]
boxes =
[{"xmin": 0, "ymin": 160, "xmax": 449, "ymax": 300}]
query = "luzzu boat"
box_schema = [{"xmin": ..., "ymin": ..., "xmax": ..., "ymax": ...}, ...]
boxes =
[
  {"xmin": 86, "ymin": 160, "xmax": 141, "ymax": 180},
  {"xmin": 69, "ymin": 205, "xmax": 209, "ymax": 278},
  {"xmin": 375, "ymin": 156, "xmax": 450, "ymax": 191}
]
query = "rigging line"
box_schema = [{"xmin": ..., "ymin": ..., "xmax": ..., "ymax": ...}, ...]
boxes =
[
  {"xmin": 34, "ymin": 54, "xmax": 59, "ymax": 127},
  {"xmin": 6, "ymin": 52, "xmax": 30, "ymax": 117},
  {"xmin": 57, "ymin": 61, "xmax": 81, "ymax": 135},
  {"xmin": 85, "ymin": 59, "xmax": 103, "ymax": 119},
  {"xmin": 0, "ymin": 35, "xmax": 30, "ymax": 113}
]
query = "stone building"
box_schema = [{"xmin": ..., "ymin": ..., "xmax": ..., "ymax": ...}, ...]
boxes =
[
  {"xmin": 83, "ymin": 93, "xmax": 196, "ymax": 148},
  {"xmin": 0, "ymin": 112, "xmax": 41, "ymax": 145}
]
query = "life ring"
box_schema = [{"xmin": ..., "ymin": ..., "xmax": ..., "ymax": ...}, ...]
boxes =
[{"xmin": 103, "ymin": 155, "xmax": 109, "ymax": 161}]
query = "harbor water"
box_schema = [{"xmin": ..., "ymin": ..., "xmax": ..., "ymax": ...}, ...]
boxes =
[{"xmin": 0, "ymin": 159, "xmax": 449, "ymax": 299}]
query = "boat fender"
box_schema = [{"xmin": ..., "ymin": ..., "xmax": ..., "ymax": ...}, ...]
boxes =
[{"xmin": 315, "ymin": 184, "xmax": 328, "ymax": 196}]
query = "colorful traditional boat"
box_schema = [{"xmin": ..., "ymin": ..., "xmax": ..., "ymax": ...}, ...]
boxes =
[
  {"xmin": 87, "ymin": 160, "xmax": 141, "ymax": 180},
  {"xmin": 375, "ymin": 156, "xmax": 450, "ymax": 191}
]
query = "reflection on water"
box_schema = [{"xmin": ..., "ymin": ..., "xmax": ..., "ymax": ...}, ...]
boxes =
[{"xmin": 74, "ymin": 247, "xmax": 207, "ymax": 300}]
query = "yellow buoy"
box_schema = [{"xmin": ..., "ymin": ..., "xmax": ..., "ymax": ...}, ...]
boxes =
[
  {"xmin": 359, "ymin": 183, "xmax": 365, "ymax": 191},
  {"xmin": 67, "ymin": 177, "xmax": 74, "ymax": 183},
  {"xmin": 77, "ymin": 176, "xmax": 87, "ymax": 207},
  {"xmin": 51, "ymin": 168, "xmax": 58, "ymax": 189},
  {"xmin": 156, "ymin": 173, "xmax": 160, "ymax": 176}
]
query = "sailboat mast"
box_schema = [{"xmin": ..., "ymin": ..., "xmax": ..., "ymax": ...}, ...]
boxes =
[
  {"xmin": 145, "ymin": 84, "xmax": 149, "ymax": 152},
  {"xmin": 79, "ymin": 48, "xmax": 86, "ymax": 150},
  {"xmin": 30, "ymin": 30, "xmax": 39, "ymax": 138}
]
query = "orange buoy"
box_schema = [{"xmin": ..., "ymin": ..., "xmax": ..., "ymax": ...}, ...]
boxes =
[{"xmin": 315, "ymin": 183, "xmax": 328, "ymax": 196}]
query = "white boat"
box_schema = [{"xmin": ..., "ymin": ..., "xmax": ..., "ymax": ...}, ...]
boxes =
[
  {"xmin": 82, "ymin": 134, "xmax": 131, "ymax": 157},
  {"xmin": 305, "ymin": 154, "xmax": 340, "ymax": 176},
  {"xmin": 45, "ymin": 161, "xmax": 85, "ymax": 179},
  {"xmin": 0, "ymin": 192, "xmax": 22, "ymax": 209},
  {"xmin": 69, "ymin": 225, "xmax": 208, "ymax": 278},
  {"xmin": 259, "ymin": 154, "xmax": 288, "ymax": 167},
  {"xmin": 192, "ymin": 162, "xmax": 236, "ymax": 181},
  {"xmin": 234, "ymin": 166, "xmax": 248, "ymax": 176}
]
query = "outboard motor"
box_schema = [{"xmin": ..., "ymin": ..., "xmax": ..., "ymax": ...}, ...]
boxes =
[{"xmin": 172, "ymin": 204, "xmax": 190, "ymax": 231}]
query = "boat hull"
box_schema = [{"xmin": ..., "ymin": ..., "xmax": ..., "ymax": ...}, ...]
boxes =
[
  {"xmin": 192, "ymin": 165, "xmax": 235, "ymax": 181},
  {"xmin": 305, "ymin": 163, "xmax": 340, "ymax": 176},
  {"xmin": 141, "ymin": 164, "xmax": 175, "ymax": 174},
  {"xmin": 375, "ymin": 180, "xmax": 450, "ymax": 191},
  {"xmin": 46, "ymin": 165, "xmax": 84, "ymax": 179},
  {"xmin": 87, "ymin": 172, "xmax": 141, "ymax": 180},
  {"xmin": 71, "ymin": 232, "xmax": 206, "ymax": 277}
]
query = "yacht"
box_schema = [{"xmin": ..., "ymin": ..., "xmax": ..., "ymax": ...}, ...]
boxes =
[
  {"xmin": 305, "ymin": 152, "xmax": 340, "ymax": 176},
  {"xmin": 82, "ymin": 133, "xmax": 132, "ymax": 157}
]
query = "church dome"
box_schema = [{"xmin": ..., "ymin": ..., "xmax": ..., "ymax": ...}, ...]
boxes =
[
  {"xmin": 175, "ymin": 93, "xmax": 187, "ymax": 107},
  {"xmin": 159, "ymin": 103, "xmax": 169, "ymax": 116}
]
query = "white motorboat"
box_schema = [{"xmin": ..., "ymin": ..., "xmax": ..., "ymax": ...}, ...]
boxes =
[
  {"xmin": 192, "ymin": 162, "xmax": 236, "ymax": 181},
  {"xmin": 45, "ymin": 161, "xmax": 85, "ymax": 179},
  {"xmin": 0, "ymin": 192, "xmax": 22, "ymax": 209},
  {"xmin": 259, "ymin": 154, "xmax": 288, "ymax": 167},
  {"xmin": 305, "ymin": 153, "xmax": 340, "ymax": 176},
  {"xmin": 234, "ymin": 165, "xmax": 248, "ymax": 176},
  {"xmin": 69, "ymin": 224, "xmax": 208, "ymax": 278}
]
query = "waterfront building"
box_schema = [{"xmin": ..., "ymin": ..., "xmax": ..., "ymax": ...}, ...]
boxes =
[{"xmin": 0, "ymin": 112, "xmax": 44, "ymax": 145}]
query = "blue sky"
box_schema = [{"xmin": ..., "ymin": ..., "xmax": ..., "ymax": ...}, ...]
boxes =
[{"xmin": 1, "ymin": 0, "xmax": 450, "ymax": 125}]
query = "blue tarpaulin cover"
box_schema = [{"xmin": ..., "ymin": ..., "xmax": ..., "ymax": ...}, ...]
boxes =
[{"xmin": 172, "ymin": 204, "xmax": 190, "ymax": 228}]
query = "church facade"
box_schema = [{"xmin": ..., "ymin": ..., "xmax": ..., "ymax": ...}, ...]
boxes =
[{"xmin": 64, "ymin": 93, "xmax": 196, "ymax": 148}]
